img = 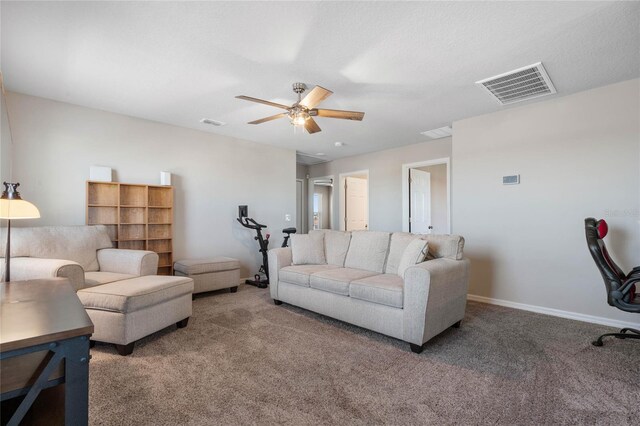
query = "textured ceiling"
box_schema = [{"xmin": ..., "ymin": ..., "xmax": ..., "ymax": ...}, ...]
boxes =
[{"xmin": 2, "ymin": 1, "xmax": 638, "ymax": 161}]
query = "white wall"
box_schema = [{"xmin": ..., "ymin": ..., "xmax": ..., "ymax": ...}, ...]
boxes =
[
  {"xmin": 452, "ymin": 79, "xmax": 640, "ymax": 325},
  {"xmin": 6, "ymin": 92, "xmax": 296, "ymax": 277},
  {"xmin": 309, "ymin": 138, "xmax": 451, "ymax": 232}
]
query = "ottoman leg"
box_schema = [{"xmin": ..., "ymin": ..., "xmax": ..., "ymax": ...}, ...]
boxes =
[
  {"xmin": 230, "ymin": 286, "xmax": 238, "ymax": 293},
  {"xmin": 115, "ymin": 342, "xmax": 135, "ymax": 356},
  {"xmin": 176, "ymin": 317, "xmax": 190, "ymax": 329},
  {"xmin": 273, "ymin": 299, "xmax": 283, "ymax": 306}
]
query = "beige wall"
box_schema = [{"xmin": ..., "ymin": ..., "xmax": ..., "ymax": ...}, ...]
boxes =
[
  {"xmin": 296, "ymin": 163, "xmax": 308, "ymax": 180},
  {"xmin": 309, "ymin": 138, "xmax": 451, "ymax": 231},
  {"xmin": 452, "ymin": 79, "xmax": 639, "ymax": 324},
  {"xmin": 6, "ymin": 92, "xmax": 296, "ymax": 277},
  {"xmin": 1, "ymin": 89, "xmax": 11, "ymax": 184},
  {"xmin": 416, "ymin": 163, "xmax": 448, "ymax": 234}
]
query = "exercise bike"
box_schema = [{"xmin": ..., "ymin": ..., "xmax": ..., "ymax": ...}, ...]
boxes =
[{"xmin": 237, "ymin": 207, "xmax": 296, "ymax": 288}]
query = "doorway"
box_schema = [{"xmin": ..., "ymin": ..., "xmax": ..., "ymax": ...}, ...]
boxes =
[
  {"xmin": 296, "ymin": 179, "xmax": 305, "ymax": 233},
  {"xmin": 308, "ymin": 176, "xmax": 334, "ymax": 231},
  {"xmin": 402, "ymin": 158, "xmax": 450, "ymax": 234},
  {"xmin": 339, "ymin": 170, "xmax": 369, "ymax": 231}
]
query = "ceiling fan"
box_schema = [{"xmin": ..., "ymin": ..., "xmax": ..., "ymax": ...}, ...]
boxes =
[{"xmin": 236, "ymin": 83, "xmax": 364, "ymax": 134}]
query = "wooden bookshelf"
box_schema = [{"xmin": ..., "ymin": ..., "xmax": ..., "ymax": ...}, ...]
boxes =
[{"xmin": 86, "ymin": 181, "xmax": 174, "ymax": 275}]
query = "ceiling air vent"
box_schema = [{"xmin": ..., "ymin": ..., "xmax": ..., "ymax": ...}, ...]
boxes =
[
  {"xmin": 421, "ymin": 126, "xmax": 452, "ymax": 139},
  {"xmin": 476, "ymin": 62, "xmax": 556, "ymax": 105},
  {"xmin": 200, "ymin": 118, "xmax": 226, "ymax": 126}
]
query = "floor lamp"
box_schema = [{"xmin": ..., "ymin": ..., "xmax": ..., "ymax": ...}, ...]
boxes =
[{"xmin": 1, "ymin": 182, "xmax": 40, "ymax": 282}]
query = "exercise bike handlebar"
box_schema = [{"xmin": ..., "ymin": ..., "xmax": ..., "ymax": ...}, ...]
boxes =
[{"xmin": 237, "ymin": 217, "xmax": 267, "ymax": 230}]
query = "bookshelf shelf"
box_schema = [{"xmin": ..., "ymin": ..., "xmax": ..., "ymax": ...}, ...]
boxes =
[{"xmin": 86, "ymin": 181, "xmax": 174, "ymax": 275}]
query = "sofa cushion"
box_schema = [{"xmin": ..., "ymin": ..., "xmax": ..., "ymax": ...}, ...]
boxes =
[
  {"xmin": 84, "ymin": 271, "xmax": 136, "ymax": 287},
  {"xmin": 397, "ymin": 240, "xmax": 429, "ymax": 277},
  {"xmin": 173, "ymin": 257, "xmax": 240, "ymax": 275},
  {"xmin": 77, "ymin": 275, "xmax": 193, "ymax": 313},
  {"xmin": 291, "ymin": 233, "xmax": 326, "ymax": 265},
  {"xmin": 312, "ymin": 230, "xmax": 352, "ymax": 266},
  {"xmin": 280, "ymin": 264, "xmax": 341, "ymax": 287},
  {"xmin": 385, "ymin": 232, "xmax": 421, "ymax": 274},
  {"xmin": 344, "ymin": 231, "xmax": 391, "ymax": 273},
  {"xmin": 0, "ymin": 225, "xmax": 113, "ymax": 272},
  {"xmin": 422, "ymin": 234, "xmax": 465, "ymax": 260},
  {"xmin": 310, "ymin": 267, "xmax": 378, "ymax": 296},
  {"xmin": 350, "ymin": 274, "xmax": 404, "ymax": 308}
]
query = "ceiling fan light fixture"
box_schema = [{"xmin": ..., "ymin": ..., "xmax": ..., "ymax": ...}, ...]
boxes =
[{"xmin": 289, "ymin": 108, "xmax": 310, "ymax": 126}]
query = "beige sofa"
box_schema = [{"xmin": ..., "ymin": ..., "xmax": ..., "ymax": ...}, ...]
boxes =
[
  {"xmin": 0, "ymin": 225, "xmax": 158, "ymax": 289},
  {"xmin": 1, "ymin": 225, "xmax": 193, "ymax": 355},
  {"xmin": 268, "ymin": 230, "xmax": 470, "ymax": 353}
]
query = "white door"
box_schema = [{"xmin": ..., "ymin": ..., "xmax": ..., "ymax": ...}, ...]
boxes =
[
  {"xmin": 345, "ymin": 177, "xmax": 368, "ymax": 231},
  {"xmin": 409, "ymin": 169, "xmax": 431, "ymax": 234},
  {"xmin": 296, "ymin": 180, "xmax": 303, "ymax": 233}
]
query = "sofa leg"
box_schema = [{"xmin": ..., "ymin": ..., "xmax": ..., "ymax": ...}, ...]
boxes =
[
  {"xmin": 176, "ymin": 318, "xmax": 189, "ymax": 329},
  {"xmin": 115, "ymin": 342, "xmax": 135, "ymax": 356},
  {"xmin": 409, "ymin": 343, "xmax": 424, "ymax": 354},
  {"xmin": 230, "ymin": 286, "xmax": 238, "ymax": 293},
  {"xmin": 273, "ymin": 299, "xmax": 283, "ymax": 306},
  {"xmin": 452, "ymin": 320, "xmax": 462, "ymax": 329}
]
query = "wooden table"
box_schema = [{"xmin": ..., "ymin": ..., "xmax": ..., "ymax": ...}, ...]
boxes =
[{"xmin": 1, "ymin": 279, "xmax": 94, "ymax": 426}]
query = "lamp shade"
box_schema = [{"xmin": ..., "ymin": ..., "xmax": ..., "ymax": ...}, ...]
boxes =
[{"xmin": 0, "ymin": 198, "xmax": 40, "ymax": 219}]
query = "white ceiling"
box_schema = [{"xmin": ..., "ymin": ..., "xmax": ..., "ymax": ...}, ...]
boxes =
[{"xmin": 2, "ymin": 1, "xmax": 638, "ymax": 161}]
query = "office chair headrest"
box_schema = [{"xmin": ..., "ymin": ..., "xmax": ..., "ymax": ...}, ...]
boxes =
[{"xmin": 597, "ymin": 219, "xmax": 608, "ymax": 239}]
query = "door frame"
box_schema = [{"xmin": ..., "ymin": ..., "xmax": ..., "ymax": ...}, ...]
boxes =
[
  {"xmin": 308, "ymin": 175, "xmax": 334, "ymax": 231},
  {"xmin": 339, "ymin": 169, "xmax": 369, "ymax": 231},
  {"xmin": 296, "ymin": 178, "xmax": 306, "ymax": 234},
  {"xmin": 401, "ymin": 158, "xmax": 450, "ymax": 233}
]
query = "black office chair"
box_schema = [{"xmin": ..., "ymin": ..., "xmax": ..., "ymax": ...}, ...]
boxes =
[{"xmin": 585, "ymin": 218, "xmax": 640, "ymax": 346}]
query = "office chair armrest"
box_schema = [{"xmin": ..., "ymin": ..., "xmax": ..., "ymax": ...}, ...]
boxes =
[{"xmin": 616, "ymin": 275, "xmax": 640, "ymax": 298}]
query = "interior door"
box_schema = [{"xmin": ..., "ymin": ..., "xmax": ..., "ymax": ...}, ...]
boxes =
[
  {"xmin": 296, "ymin": 180, "xmax": 303, "ymax": 233},
  {"xmin": 345, "ymin": 176, "xmax": 368, "ymax": 231},
  {"xmin": 409, "ymin": 169, "xmax": 432, "ymax": 234}
]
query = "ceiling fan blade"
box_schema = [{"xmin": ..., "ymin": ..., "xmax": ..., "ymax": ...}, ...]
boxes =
[
  {"xmin": 304, "ymin": 117, "xmax": 322, "ymax": 134},
  {"xmin": 300, "ymin": 86, "xmax": 333, "ymax": 109},
  {"xmin": 235, "ymin": 95, "xmax": 290, "ymax": 110},
  {"xmin": 248, "ymin": 113, "xmax": 287, "ymax": 125},
  {"xmin": 314, "ymin": 109, "xmax": 365, "ymax": 121}
]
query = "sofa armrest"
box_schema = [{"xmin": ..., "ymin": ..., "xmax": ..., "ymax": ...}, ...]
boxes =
[
  {"xmin": 267, "ymin": 247, "xmax": 292, "ymax": 300},
  {"xmin": 97, "ymin": 249, "xmax": 159, "ymax": 276},
  {"xmin": 402, "ymin": 257, "xmax": 470, "ymax": 345},
  {"xmin": 3, "ymin": 257, "xmax": 86, "ymax": 291}
]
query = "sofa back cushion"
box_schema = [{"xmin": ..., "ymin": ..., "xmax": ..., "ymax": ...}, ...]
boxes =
[
  {"xmin": 422, "ymin": 234, "xmax": 465, "ymax": 260},
  {"xmin": 385, "ymin": 232, "xmax": 421, "ymax": 274},
  {"xmin": 344, "ymin": 231, "xmax": 390, "ymax": 273},
  {"xmin": 397, "ymin": 240, "xmax": 429, "ymax": 277},
  {"xmin": 0, "ymin": 225, "xmax": 113, "ymax": 271},
  {"xmin": 291, "ymin": 233, "xmax": 326, "ymax": 265},
  {"xmin": 311, "ymin": 229, "xmax": 352, "ymax": 266}
]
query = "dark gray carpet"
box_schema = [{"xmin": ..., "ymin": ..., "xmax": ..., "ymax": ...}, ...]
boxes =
[{"xmin": 89, "ymin": 285, "xmax": 639, "ymax": 425}]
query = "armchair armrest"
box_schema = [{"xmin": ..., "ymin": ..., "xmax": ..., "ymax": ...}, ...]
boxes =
[
  {"xmin": 4, "ymin": 257, "xmax": 85, "ymax": 291},
  {"xmin": 267, "ymin": 247, "xmax": 292, "ymax": 300},
  {"xmin": 402, "ymin": 257, "xmax": 470, "ymax": 345},
  {"xmin": 97, "ymin": 249, "xmax": 159, "ymax": 276}
]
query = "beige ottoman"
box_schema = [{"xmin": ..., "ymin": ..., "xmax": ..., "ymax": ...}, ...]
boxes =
[
  {"xmin": 174, "ymin": 257, "xmax": 241, "ymax": 294},
  {"xmin": 77, "ymin": 275, "xmax": 194, "ymax": 355}
]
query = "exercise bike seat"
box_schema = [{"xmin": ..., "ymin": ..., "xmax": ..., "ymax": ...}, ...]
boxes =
[{"xmin": 282, "ymin": 227, "xmax": 297, "ymax": 235}]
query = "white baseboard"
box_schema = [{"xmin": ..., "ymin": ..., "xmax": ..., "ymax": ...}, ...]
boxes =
[{"xmin": 466, "ymin": 294, "xmax": 638, "ymax": 330}]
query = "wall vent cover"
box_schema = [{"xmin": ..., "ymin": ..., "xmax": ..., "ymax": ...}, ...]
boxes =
[
  {"xmin": 476, "ymin": 62, "xmax": 556, "ymax": 105},
  {"xmin": 200, "ymin": 118, "xmax": 226, "ymax": 126},
  {"xmin": 421, "ymin": 125, "xmax": 452, "ymax": 139}
]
